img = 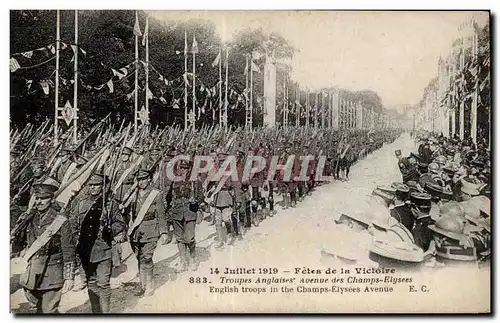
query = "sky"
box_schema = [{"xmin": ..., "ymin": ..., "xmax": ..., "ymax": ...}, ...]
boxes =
[{"xmin": 148, "ymin": 10, "xmax": 488, "ymax": 111}]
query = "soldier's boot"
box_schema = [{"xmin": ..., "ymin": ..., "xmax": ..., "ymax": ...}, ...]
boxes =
[
  {"xmin": 73, "ymin": 269, "xmax": 87, "ymax": 292},
  {"xmin": 87, "ymin": 283, "xmax": 102, "ymax": 313},
  {"xmin": 99, "ymin": 287, "xmax": 111, "ymax": 313},
  {"xmin": 282, "ymin": 194, "xmax": 290, "ymax": 210},
  {"xmin": 188, "ymin": 242, "xmax": 199, "ymax": 271},
  {"xmin": 209, "ymin": 214, "xmax": 216, "ymax": 226},
  {"xmin": 175, "ymin": 243, "xmax": 189, "ymax": 273},
  {"xmin": 166, "ymin": 228, "xmax": 174, "ymax": 245},
  {"xmin": 133, "ymin": 268, "xmax": 146, "ymax": 296},
  {"xmin": 214, "ymin": 222, "xmax": 225, "ymax": 249},
  {"xmin": 144, "ymin": 267, "xmax": 155, "ymax": 296},
  {"xmin": 290, "ymin": 191, "xmax": 297, "ymax": 208},
  {"xmin": 111, "ymin": 241, "xmax": 122, "ymax": 268},
  {"xmin": 225, "ymin": 221, "xmax": 235, "ymax": 246},
  {"xmin": 263, "ymin": 205, "xmax": 270, "ymax": 219},
  {"xmin": 251, "ymin": 210, "xmax": 260, "ymax": 227},
  {"xmin": 259, "ymin": 198, "xmax": 267, "ymax": 220},
  {"xmin": 268, "ymin": 197, "xmax": 276, "ymax": 216}
]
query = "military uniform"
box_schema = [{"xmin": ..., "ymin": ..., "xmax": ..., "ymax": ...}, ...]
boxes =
[
  {"xmin": 166, "ymin": 161, "xmax": 203, "ymax": 272},
  {"xmin": 212, "ymin": 160, "xmax": 242, "ymax": 249},
  {"xmin": 16, "ymin": 181, "xmax": 75, "ymax": 313},
  {"xmin": 68, "ymin": 174, "xmax": 126, "ymax": 313},
  {"xmin": 388, "ymin": 183, "xmax": 413, "ymax": 231},
  {"xmin": 409, "ymin": 192, "xmax": 434, "ymax": 251},
  {"xmin": 128, "ymin": 169, "xmax": 168, "ymax": 296}
]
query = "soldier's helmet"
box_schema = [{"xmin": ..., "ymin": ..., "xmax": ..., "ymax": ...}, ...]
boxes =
[
  {"xmin": 428, "ymin": 163, "xmax": 440, "ymax": 174},
  {"xmin": 439, "ymin": 201, "xmax": 465, "ymax": 221},
  {"xmin": 434, "ymin": 155, "xmax": 447, "ymax": 165},
  {"xmin": 428, "ymin": 215, "xmax": 466, "ymax": 241}
]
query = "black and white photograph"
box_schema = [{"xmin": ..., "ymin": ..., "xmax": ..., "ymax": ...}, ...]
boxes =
[{"xmin": 9, "ymin": 9, "xmax": 491, "ymax": 314}]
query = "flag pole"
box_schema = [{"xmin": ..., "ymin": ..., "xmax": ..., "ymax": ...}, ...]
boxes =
[
  {"xmin": 282, "ymin": 74, "xmax": 286, "ymax": 128},
  {"xmin": 134, "ymin": 11, "xmax": 139, "ymax": 135},
  {"xmin": 73, "ymin": 10, "xmax": 78, "ymax": 144},
  {"xmin": 184, "ymin": 30, "xmax": 188, "ymax": 131},
  {"xmin": 305, "ymin": 88, "xmax": 309, "ymax": 128},
  {"xmin": 321, "ymin": 91, "xmax": 325, "ymax": 128},
  {"xmin": 192, "ymin": 34, "xmax": 196, "ymax": 130},
  {"xmin": 249, "ymin": 55, "xmax": 254, "ymax": 130},
  {"xmin": 54, "ymin": 10, "xmax": 60, "ymax": 147},
  {"xmin": 224, "ymin": 47, "xmax": 229, "ymax": 130},
  {"xmin": 245, "ymin": 55, "xmax": 249, "ymax": 129},
  {"xmin": 145, "ymin": 15, "xmax": 149, "ymax": 122},
  {"xmin": 314, "ymin": 92, "xmax": 318, "ymax": 129},
  {"xmin": 459, "ymin": 37, "xmax": 465, "ymax": 140},
  {"xmin": 296, "ymin": 85, "xmax": 300, "ymax": 126},
  {"xmin": 218, "ymin": 47, "xmax": 222, "ymax": 127},
  {"xmin": 471, "ymin": 19, "xmax": 478, "ymax": 144}
]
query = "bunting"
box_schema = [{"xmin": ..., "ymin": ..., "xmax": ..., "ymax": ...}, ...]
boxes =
[
  {"xmin": 212, "ymin": 51, "xmax": 221, "ymax": 68},
  {"xmin": 10, "ymin": 58, "xmax": 20, "ymax": 72},
  {"xmin": 251, "ymin": 61, "xmax": 260, "ymax": 73},
  {"xmin": 106, "ymin": 79, "xmax": 114, "ymax": 93}
]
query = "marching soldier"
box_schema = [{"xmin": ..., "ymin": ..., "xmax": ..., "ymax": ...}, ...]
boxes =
[
  {"xmin": 13, "ymin": 178, "xmax": 76, "ymax": 313},
  {"xmin": 126, "ymin": 169, "xmax": 169, "ymax": 296},
  {"xmin": 210, "ymin": 153, "xmax": 243, "ymax": 249},
  {"xmin": 166, "ymin": 159, "xmax": 204, "ymax": 273},
  {"xmin": 68, "ymin": 174, "xmax": 126, "ymax": 313}
]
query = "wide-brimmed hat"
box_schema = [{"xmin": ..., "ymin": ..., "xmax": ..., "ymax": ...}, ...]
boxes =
[
  {"xmin": 434, "ymin": 155, "xmax": 447, "ymax": 165},
  {"xmin": 458, "ymin": 200, "xmax": 480, "ymax": 219},
  {"xmin": 428, "ymin": 215, "xmax": 467, "ymax": 241},
  {"xmin": 370, "ymin": 240, "xmax": 424, "ymax": 263},
  {"xmin": 440, "ymin": 201, "xmax": 465, "ymax": 220},
  {"xmin": 371, "ymin": 205, "xmax": 398, "ymax": 230},
  {"xmin": 428, "ymin": 163, "xmax": 440, "ymax": 174},
  {"xmin": 371, "ymin": 188, "xmax": 394, "ymax": 206},
  {"xmin": 377, "ymin": 185, "xmax": 396, "ymax": 194},
  {"xmin": 335, "ymin": 211, "xmax": 372, "ymax": 227},
  {"xmin": 366, "ymin": 194, "xmax": 387, "ymax": 208},
  {"xmin": 469, "ymin": 196, "xmax": 490, "ymax": 217},
  {"xmin": 460, "ymin": 179, "xmax": 481, "ymax": 196}
]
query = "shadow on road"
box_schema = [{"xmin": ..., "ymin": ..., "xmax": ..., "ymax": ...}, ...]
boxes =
[{"xmin": 65, "ymin": 245, "xmax": 212, "ymax": 313}]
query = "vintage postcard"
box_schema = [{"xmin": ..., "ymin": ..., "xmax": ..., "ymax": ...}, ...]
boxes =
[{"xmin": 10, "ymin": 10, "xmax": 491, "ymax": 314}]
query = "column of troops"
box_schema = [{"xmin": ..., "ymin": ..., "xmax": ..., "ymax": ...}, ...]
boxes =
[{"xmin": 10, "ymin": 124, "xmax": 402, "ymax": 313}]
